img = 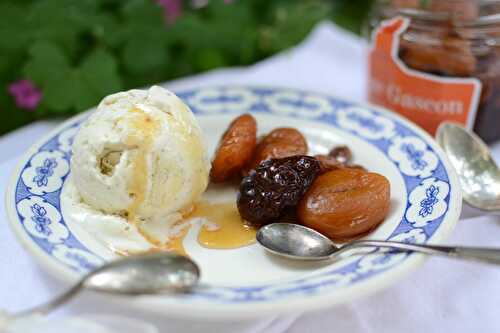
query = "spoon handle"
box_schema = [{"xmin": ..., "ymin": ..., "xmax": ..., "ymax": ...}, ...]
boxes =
[
  {"xmin": 345, "ymin": 240, "xmax": 500, "ymax": 265},
  {"xmin": 12, "ymin": 281, "xmax": 83, "ymax": 319}
]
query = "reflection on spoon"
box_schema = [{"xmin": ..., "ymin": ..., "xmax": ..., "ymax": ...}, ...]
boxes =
[
  {"xmin": 12, "ymin": 253, "xmax": 200, "ymax": 319},
  {"xmin": 257, "ymin": 223, "xmax": 500, "ymax": 265},
  {"xmin": 436, "ymin": 122, "xmax": 500, "ymax": 211}
]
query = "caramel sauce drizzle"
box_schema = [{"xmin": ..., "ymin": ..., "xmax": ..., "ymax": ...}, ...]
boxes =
[
  {"xmin": 125, "ymin": 107, "xmax": 159, "ymax": 222},
  {"xmin": 117, "ymin": 201, "xmax": 255, "ymax": 257},
  {"xmin": 190, "ymin": 201, "xmax": 256, "ymax": 249}
]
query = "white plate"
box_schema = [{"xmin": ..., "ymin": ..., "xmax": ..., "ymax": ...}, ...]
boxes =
[{"xmin": 5, "ymin": 86, "xmax": 461, "ymax": 319}]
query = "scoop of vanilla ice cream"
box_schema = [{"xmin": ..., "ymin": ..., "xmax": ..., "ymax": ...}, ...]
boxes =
[{"xmin": 71, "ymin": 86, "xmax": 209, "ymax": 241}]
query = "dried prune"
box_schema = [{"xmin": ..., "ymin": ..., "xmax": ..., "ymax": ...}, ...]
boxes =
[
  {"xmin": 297, "ymin": 168, "xmax": 390, "ymax": 242},
  {"xmin": 329, "ymin": 145, "xmax": 352, "ymax": 164},
  {"xmin": 237, "ymin": 155, "xmax": 320, "ymax": 226},
  {"xmin": 210, "ymin": 114, "xmax": 257, "ymax": 183},
  {"xmin": 246, "ymin": 128, "xmax": 308, "ymax": 172}
]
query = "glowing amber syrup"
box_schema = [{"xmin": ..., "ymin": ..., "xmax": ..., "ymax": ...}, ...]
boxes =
[
  {"xmin": 190, "ymin": 201, "xmax": 256, "ymax": 249},
  {"xmin": 163, "ymin": 223, "xmax": 191, "ymax": 256},
  {"xmin": 125, "ymin": 107, "xmax": 159, "ymax": 221}
]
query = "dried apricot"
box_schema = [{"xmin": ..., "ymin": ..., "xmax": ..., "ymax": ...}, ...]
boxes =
[
  {"xmin": 247, "ymin": 128, "xmax": 307, "ymax": 171},
  {"xmin": 260, "ymin": 127, "xmax": 307, "ymax": 147},
  {"xmin": 297, "ymin": 168, "xmax": 390, "ymax": 242},
  {"xmin": 210, "ymin": 114, "xmax": 257, "ymax": 183}
]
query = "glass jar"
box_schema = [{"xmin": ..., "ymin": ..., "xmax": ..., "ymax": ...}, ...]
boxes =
[{"xmin": 366, "ymin": 0, "xmax": 500, "ymax": 143}]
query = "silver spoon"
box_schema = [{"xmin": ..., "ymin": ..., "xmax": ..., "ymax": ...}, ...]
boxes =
[
  {"xmin": 436, "ymin": 122, "xmax": 500, "ymax": 211},
  {"xmin": 12, "ymin": 252, "xmax": 200, "ymax": 319},
  {"xmin": 257, "ymin": 223, "xmax": 500, "ymax": 264}
]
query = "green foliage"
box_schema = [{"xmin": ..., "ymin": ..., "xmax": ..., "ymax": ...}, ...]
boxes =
[
  {"xmin": 0, "ymin": 0, "xmax": 374, "ymax": 135},
  {"xmin": 331, "ymin": 0, "xmax": 374, "ymax": 35}
]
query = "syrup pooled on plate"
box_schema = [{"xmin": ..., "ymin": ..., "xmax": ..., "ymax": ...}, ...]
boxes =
[
  {"xmin": 190, "ymin": 201, "xmax": 256, "ymax": 249},
  {"xmin": 125, "ymin": 200, "xmax": 256, "ymax": 256},
  {"xmin": 134, "ymin": 220, "xmax": 192, "ymax": 257},
  {"xmin": 163, "ymin": 224, "xmax": 191, "ymax": 256}
]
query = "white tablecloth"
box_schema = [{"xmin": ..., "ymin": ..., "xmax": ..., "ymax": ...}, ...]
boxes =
[{"xmin": 1, "ymin": 21, "xmax": 500, "ymax": 332}]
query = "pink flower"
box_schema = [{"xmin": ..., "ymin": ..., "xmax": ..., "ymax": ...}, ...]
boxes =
[
  {"xmin": 157, "ymin": 0, "xmax": 182, "ymax": 25},
  {"xmin": 8, "ymin": 79, "xmax": 42, "ymax": 111}
]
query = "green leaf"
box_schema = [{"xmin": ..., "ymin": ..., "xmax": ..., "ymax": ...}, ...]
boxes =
[
  {"xmin": 331, "ymin": 0, "xmax": 374, "ymax": 34},
  {"xmin": 194, "ymin": 48, "xmax": 226, "ymax": 71},
  {"xmin": 24, "ymin": 41, "xmax": 73, "ymax": 111},
  {"xmin": 41, "ymin": 68, "xmax": 75, "ymax": 112},
  {"xmin": 0, "ymin": 3, "xmax": 31, "ymax": 51},
  {"xmin": 27, "ymin": 0, "xmax": 90, "ymax": 56},
  {"xmin": 122, "ymin": 36, "xmax": 169, "ymax": 74},
  {"xmin": 260, "ymin": 1, "xmax": 332, "ymax": 53},
  {"xmin": 80, "ymin": 49, "xmax": 122, "ymax": 97},
  {"xmin": 71, "ymin": 49, "xmax": 123, "ymax": 112},
  {"xmin": 71, "ymin": 70, "xmax": 102, "ymax": 110},
  {"xmin": 88, "ymin": 13, "xmax": 123, "ymax": 48},
  {"xmin": 24, "ymin": 42, "xmax": 122, "ymax": 113},
  {"xmin": 26, "ymin": 41, "xmax": 70, "ymax": 70},
  {"xmin": 121, "ymin": 0, "xmax": 164, "ymax": 26},
  {"xmin": 0, "ymin": 90, "xmax": 37, "ymax": 136}
]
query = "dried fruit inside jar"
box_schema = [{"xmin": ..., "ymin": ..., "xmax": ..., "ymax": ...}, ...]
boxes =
[{"xmin": 371, "ymin": 0, "xmax": 500, "ymax": 142}]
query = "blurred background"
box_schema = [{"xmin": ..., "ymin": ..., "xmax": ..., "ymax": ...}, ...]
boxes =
[{"xmin": 0, "ymin": 0, "xmax": 374, "ymax": 136}]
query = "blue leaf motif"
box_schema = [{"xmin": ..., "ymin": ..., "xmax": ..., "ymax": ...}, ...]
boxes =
[
  {"xmin": 418, "ymin": 185, "xmax": 440, "ymax": 217},
  {"xmin": 32, "ymin": 158, "xmax": 58, "ymax": 187},
  {"xmin": 30, "ymin": 203, "xmax": 52, "ymax": 236},
  {"xmin": 346, "ymin": 113, "xmax": 383, "ymax": 132},
  {"xmin": 30, "ymin": 203, "xmax": 46, "ymax": 216},
  {"xmin": 401, "ymin": 144, "xmax": 428, "ymax": 171}
]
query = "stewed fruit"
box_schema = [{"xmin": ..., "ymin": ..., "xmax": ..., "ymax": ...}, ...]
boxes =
[
  {"xmin": 210, "ymin": 114, "xmax": 257, "ymax": 183},
  {"xmin": 297, "ymin": 168, "xmax": 390, "ymax": 241},
  {"xmin": 237, "ymin": 155, "xmax": 320, "ymax": 226}
]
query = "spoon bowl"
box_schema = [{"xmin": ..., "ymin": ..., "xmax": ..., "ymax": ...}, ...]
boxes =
[
  {"xmin": 85, "ymin": 252, "xmax": 200, "ymax": 295},
  {"xmin": 13, "ymin": 252, "xmax": 200, "ymax": 318},
  {"xmin": 257, "ymin": 223, "xmax": 500, "ymax": 265},
  {"xmin": 257, "ymin": 223, "xmax": 337, "ymax": 260},
  {"xmin": 436, "ymin": 122, "xmax": 500, "ymax": 211}
]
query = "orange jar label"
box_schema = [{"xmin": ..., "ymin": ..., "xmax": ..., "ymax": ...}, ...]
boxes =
[{"xmin": 367, "ymin": 17, "xmax": 482, "ymax": 135}]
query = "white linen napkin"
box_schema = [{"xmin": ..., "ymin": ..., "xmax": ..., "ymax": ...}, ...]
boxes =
[{"xmin": 1, "ymin": 20, "xmax": 500, "ymax": 332}]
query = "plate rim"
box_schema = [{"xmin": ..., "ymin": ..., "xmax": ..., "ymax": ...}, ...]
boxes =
[{"xmin": 4, "ymin": 85, "xmax": 462, "ymax": 319}]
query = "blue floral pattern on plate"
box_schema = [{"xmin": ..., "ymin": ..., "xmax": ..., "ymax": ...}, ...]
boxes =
[
  {"xmin": 400, "ymin": 143, "xmax": 428, "ymax": 171},
  {"xmin": 9, "ymin": 86, "xmax": 457, "ymax": 305},
  {"xmin": 33, "ymin": 158, "xmax": 58, "ymax": 187},
  {"xmin": 419, "ymin": 185, "xmax": 440, "ymax": 218},
  {"xmin": 30, "ymin": 203, "xmax": 52, "ymax": 236}
]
